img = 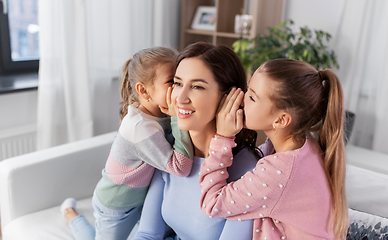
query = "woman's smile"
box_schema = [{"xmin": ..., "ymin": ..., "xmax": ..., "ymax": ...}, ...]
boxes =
[{"xmin": 177, "ymin": 107, "xmax": 195, "ymax": 119}]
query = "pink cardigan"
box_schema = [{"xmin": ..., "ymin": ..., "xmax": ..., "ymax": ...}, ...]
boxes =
[{"xmin": 199, "ymin": 137, "xmax": 335, "ymax": 240}]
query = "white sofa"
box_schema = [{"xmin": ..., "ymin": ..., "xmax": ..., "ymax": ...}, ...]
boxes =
[
  {"xmin": 1, "ymin": 132, "xmax": 388, "ymax": 239},
  {"xmin": 0, "ymin": 131, "xmax": 119, "ymax": 239}
]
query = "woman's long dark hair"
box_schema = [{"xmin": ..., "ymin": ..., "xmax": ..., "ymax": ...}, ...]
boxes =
[{"xmin": 177, "ymin": 42, "xmax": 260, "ymax": 159}]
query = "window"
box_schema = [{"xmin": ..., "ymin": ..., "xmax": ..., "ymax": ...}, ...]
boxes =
[
  {"xmin": 1, "ymin": 0, "xmax": 39, "ymax": 73},
  {"xmin": 0, "ymin": 0, "xmax": 39, "ymax": 93}
]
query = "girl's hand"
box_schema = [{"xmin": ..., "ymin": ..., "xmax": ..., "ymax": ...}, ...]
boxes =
[
  {"xmin": 159, "ymin": 87, "xmax": 176, "ymax": 116},
  {"xmin": 216, "ymin": 88, "xmax": 244, "ymax": 138}
]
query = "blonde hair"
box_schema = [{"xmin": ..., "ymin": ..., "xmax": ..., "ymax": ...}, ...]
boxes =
[
  {"xmin": 259, "ymin": 59, "xmax": 349, "ymax": 239},
  {"xmin": 119, "ymin": 47, "xmax": 178, "ymax": 121}
]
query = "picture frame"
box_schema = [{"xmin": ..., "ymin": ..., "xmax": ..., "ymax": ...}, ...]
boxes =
[{"xmin": 191, "ymin": 6, "xmax": 216, "ymax": 31}]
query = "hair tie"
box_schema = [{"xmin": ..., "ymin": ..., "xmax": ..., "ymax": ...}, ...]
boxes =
[{"xmin": 318, "ymin": 71, "xmax": 325, "ymax": 82}]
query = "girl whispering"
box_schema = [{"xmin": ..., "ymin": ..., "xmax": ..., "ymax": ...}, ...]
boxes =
[
  {"xmin": 199, "ymin": 59, "xmax": 348, "ymax": 239},
  {"xmin": 61, "ymin": 46, "xmax": 193, "ymax": 240}
]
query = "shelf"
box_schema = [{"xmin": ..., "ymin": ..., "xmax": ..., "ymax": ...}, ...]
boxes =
[
  {"xmin": 180, "ymin": 0, "xmax": 285, "ymax": 50},
  {"xmin": 216, "ymin": 32, "xmax": 249, "ymax": 38},
  {"xmin": 185, "ymin": 29, "xmax": 250, "ymax": 39},
  {"xmin": 185, "ymin": 29, "xmax": 214, "ymax": 36}
]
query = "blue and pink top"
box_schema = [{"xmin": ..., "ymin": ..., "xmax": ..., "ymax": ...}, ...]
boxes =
[{"xmin": 95, "ymin": 105, "xmax": 193, "ymax": 210}]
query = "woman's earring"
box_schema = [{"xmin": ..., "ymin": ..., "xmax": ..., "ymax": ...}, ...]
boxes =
[{"xmin": 272, "ymin": 124, "xmax": 276, "ymax": 131}]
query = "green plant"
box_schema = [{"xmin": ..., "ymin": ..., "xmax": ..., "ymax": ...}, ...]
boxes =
[{"xmin": 232, "ymin": 20, "xmax": 339, "ymax": 73}]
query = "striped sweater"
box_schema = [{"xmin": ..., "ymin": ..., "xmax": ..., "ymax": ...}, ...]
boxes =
[{"xmin": 95, "ymin": 106, "xmax": 193, "ymax": 210}]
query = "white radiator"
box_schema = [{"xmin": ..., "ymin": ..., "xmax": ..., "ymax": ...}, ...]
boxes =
[{"xmin": 0, "ymin": 124, "xmax": 37, "ymax": 161}]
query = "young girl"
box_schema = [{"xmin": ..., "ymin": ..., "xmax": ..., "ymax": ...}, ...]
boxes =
[
  {"xmin": 199, "ymin": 59, "xmax": 349, "ymax": 239},
  {"xmin": 61, "ymin": 46, "xmax": 193, "ymax": 240}
]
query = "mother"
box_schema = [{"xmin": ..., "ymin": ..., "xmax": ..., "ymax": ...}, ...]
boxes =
[{"xmin": 133, "ymin": 42, "xmax": 264, "ymax": 240}]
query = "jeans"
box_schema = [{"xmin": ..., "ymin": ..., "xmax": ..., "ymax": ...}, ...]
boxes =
[{"xmin": 69, "ymin": 194, "xmax": 142, "ymax": 240}]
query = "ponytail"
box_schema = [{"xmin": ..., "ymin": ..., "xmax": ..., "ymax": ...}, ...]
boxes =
[
  {"xmin": 318, "ymin": 70, "xmax": 349, "ymax": 239},
  {"xmin": 119, "ymin": 57, "xmax": 135, "ymax": 122}
]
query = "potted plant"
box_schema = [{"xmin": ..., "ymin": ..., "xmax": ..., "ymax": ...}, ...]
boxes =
[
  {"xmin": 233, "ymin": 20, "xmax": 355, "ymax": 143},
  {"xmin": 232, "ymin": 20, "xmax": 339, "ymax": 74}
]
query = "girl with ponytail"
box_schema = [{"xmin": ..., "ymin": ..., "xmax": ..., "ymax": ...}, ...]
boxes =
[
  {"xmin": 199, "ymin": 58, "xmax": 348, "ymax": 239},
  {"xmin": 60, "ymin": 47, "xmax": 194, "ymax": 240}
]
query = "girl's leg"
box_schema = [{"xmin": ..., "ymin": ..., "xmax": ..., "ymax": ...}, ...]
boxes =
[
  {"xmin": 93, "ymin": 195, "xmax": 142, "ymax": 240},
  {"xmin": 61, "ymin": 198, "xmax": 95, "ymax": 240},
  {"xmin": 69, "ymin": 215, "xmax": 96, "ymax": 240}
]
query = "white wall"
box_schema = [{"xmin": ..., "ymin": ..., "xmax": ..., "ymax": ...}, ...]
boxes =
[
  {"xmin": 0, "ymin": 91, "xmax": 38, "ymax": 130},
  {"xmin": 284, "ymin": 0, "xmax": 345, "ymax": 37},
  {"xmin": 0, "ymin": 77, "xmax": 121, "ymax": 137}
]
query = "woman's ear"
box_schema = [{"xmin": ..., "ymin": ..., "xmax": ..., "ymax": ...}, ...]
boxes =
[
  {"xmin": 135, "ymin": 82, "xmax": 150, "ymax": 101},
  {"xmin": 273, "ymin": 112, "xmax": 292, "ymax": 130}
]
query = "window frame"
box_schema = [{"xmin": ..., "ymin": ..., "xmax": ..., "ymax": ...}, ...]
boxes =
[{"xmin": 0, "ymin": 0, "xmax": 39, "ymax": 93}]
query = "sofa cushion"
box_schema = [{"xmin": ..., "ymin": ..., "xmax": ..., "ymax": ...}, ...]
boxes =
[
  {"xmin": 2, "ymin": 197, "xmax": 94, "ymax": 240},
  {"xmin": 347, "ymin": 208, "xmax": 388, "ymax": 239},
  {"xmin": 3, "ymin": 197, "xmax": 139, "ymax": 240}
]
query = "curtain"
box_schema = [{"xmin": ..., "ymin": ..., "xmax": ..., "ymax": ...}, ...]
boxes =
[
  {"xmin": 37, "ymin": 0, "xmax": 180, "ymax": 150},
  {"xmin": 333, "ymin": 0, "xmax": 388, "ymax": 153}
]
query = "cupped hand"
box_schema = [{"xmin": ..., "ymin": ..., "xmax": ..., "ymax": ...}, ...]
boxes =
[
  {"xmin": 216, "ymin": 88, "xmax": 244, "ymax": 138},
  {"xmin": 159, "ymin": 87, "xmax": 176, "ymax": 116}
]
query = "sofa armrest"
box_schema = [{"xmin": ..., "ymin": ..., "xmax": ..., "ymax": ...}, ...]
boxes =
[
  {"xmin": 345, "ymin": 144, "xmax": 388, "ymax": 219},
  {"xmin": 346, "ymin": 144, "xmax": 388, "ymax": 175},
  {"xmin": 346, "ymin": 164, "xmax": 388, "ymax": 219},
  {"xmin": 0, "ymin": 131, "xmax": 116, "ymax": 229}
]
